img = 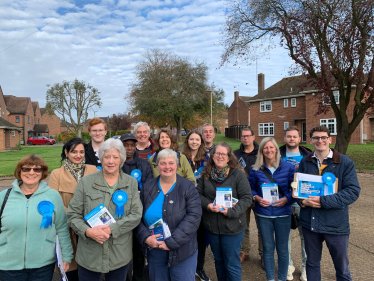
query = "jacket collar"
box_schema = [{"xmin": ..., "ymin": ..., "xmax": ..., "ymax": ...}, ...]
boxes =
[
  {"xmin": 12, "ymin": 180, "xmax": 50, "ymax": 195},
  {"xmin": 305, "ymin": 148, "xmax": 341, "ymax": 164},
  {"xmin": 93, "ymin": 170, "xmax": 130, "ymax": 192},
  {"xmin": 239, "ymin": 141, "xmax": 259, "ymax": 155}
]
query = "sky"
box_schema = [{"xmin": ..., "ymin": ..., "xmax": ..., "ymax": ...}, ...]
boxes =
[{"xmin": 0, "ymin": 0, "xmax": 295, "ymax": 120}]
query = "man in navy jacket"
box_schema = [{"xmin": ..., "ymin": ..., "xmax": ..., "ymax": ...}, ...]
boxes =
[{"xmin": 298, "ymin": 126, "xmax": 360, "ymax": 281}]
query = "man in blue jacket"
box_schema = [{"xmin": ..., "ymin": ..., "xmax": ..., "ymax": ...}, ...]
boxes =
[{"xmin": 298, "ymin": 126, "xmax": 360, "ymax": 281}]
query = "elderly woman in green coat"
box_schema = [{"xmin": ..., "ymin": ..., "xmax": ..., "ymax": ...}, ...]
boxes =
[{"xmin": 67, "ymin": 138, "xmax": 142, "ymax": 281}]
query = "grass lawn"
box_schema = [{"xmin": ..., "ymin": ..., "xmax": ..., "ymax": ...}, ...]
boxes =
[{"xmin": 1, "ymin": 135, "xmax": 373, "ymax": 177}]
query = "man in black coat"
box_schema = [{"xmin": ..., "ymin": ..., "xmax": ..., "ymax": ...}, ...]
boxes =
[
  {"xmin": 120, "ymin": 133, "xmax": 152, "ymax": 281},
  {"xmin": 234, "ymin": 127, "xmax": 263, "ymax": 266}
]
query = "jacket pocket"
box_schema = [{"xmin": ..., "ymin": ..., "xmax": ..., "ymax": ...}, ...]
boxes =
[{"xmin": 85, "ymin": 192, "xmax": 103, "ymax": 211}]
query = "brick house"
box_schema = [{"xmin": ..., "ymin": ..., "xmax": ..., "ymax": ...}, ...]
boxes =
[
  {"xmin": 247, "ymin": 74, "xmax": 372, "ymax": 144},
  {"xmin": 40, "ymin": 108, "xmax": 61, "ymax": 138},
  {"xmin": 0, "ymin": 87, "xmax": 22, "ymax": 151}
]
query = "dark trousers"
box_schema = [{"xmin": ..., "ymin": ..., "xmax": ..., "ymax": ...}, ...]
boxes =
[
  {"xmin": 148, "ymin": 249, "xmax": 197, "ymax": 281},
  {"xmin": 302, "ymin": 227, "xmax": 352, "ymax": 281},
  {"xmin": 207, "ymin": 230, "xmax": 244, "ymax": 281},
  {"xmin": 78, "ymin": 264, "xmax": 129, "ymax": 281},
  {"xmin": 196, "ymin": 221, "xmax": 207, "ymax": 271},
  {"xmin": 126, "ymin": 234, "xmax": 146, "ymax": 281},
  {"xmin": 66, "ymin": 269, "xmax": 79, "ymax": 281},
  {"xmin": 0, "ymin": 263, "xmax": 55, "ymax": 281}
]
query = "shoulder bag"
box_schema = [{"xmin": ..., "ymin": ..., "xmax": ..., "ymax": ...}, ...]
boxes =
[{"xmin": 0, "ymin": 188, "xmax": 12, "ymax": 234}]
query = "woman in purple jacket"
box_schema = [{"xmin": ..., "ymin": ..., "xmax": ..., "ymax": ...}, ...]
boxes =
[{"xmin": 249, "ymin": 137, "xmax": 294, "ymax": 281}]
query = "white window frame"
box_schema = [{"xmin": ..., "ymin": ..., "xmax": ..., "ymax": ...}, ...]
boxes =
[
  {"xmin": 284, "ymin": 99, "xmax": 288, "ymax": 108},
  {"xmin": 16, "ymin": 116, "xmax": 20, "ymax": 123},
  {"xmin": 12, "ymin": 130, "xmax": 15, "ymax": 137},
  {"xmin": 258, "ymin": 123, "xmax": 274, "ymax": 136},
  {"xmin": 284, "ymin": 122, "xmax": 289, "ymax": 130},
  {"xmin": 291, "ymin": 98, "xmax": 296, "ymax": 107},
  {"xmin": 320, "ymin": 118, "xmax": 337, "ymax": 135},
  {"xmin": 260, "ymin": 101, "xmax": 272, "ymax": 112},
  {"xmin": 323, "ymin": 91, "xmax": 340, "ymax": 105}
]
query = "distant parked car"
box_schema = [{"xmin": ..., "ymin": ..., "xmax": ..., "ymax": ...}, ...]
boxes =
[
  {"xmin": 112, "ymin": 136, "xmax": 121, "ymax": 140},
  {"xmin": 27, "ymin": 136, "xmax": 56, "ymax": 145}
]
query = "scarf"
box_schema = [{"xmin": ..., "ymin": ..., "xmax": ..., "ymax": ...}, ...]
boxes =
[
  {"xmin": 64, "ymin": 158, "xmax": 85, "ymax": 182},
  {"xmin": 211, "ymin": 165, "xmax": 230, "ymax": 182}
]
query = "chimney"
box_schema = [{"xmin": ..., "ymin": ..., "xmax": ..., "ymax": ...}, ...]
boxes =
[
  {"xmin": 234, "ymin": 91, "xmax": 239, "ymax": 101},
  {"xmin": 258, "ymin": 73, "xmax": 265, "ymax": 94}
]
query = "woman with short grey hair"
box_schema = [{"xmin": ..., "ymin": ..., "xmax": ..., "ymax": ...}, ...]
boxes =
[
  {"xmin": 156, "ymin": 149, "xmax": 179, "ymax": 166},
  {"xmin": 67, "ymin": 138, "xmax": 142, "ymax": 281}
]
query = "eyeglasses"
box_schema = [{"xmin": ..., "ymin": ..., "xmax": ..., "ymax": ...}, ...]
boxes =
[
  {"xmin": 91, "ymin": 130, "xmax": 105, "ymax": 134},
  {"xmin": 311, "ymin": 136, "xmax": 329, "ymax": 142},
  {"xmin": 215, "ymin": 152, "xmax": 228, "ymax": 157},
  {"xmin": 241, "ymin": 135, "xmax": 253, "ymax": 138},
  {"xmin": 21, "ymin": 167, "xmax": 43, "ymax": 173}
]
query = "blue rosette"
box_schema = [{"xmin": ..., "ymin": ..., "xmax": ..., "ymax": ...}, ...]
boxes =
[
  {"xmin": 131, "ymin": 169, "xmax": 143, "ymax": 189},
  {"xmin": 322, "ymin": 172, "xmax": 336, "ymax": 195},
  {"xmin": 112, "ymin": 190, "xmax": 128, "ymax": 218},
  {"xmin": 38, "ymin": 201, "xmax": 54, "ymax": 229}
]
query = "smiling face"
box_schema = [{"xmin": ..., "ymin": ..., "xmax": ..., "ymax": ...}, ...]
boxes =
[
  {"xmin": 187, "ymin": 133, "xmax": 202, "ymax": 151},
  {"xmin": 284, "ymin": 130, "xmax": 301, "ymax": 149},
  {"xmin": 135, "ymin": 125, "xmax": 151, "ymax": 146},
  {"xmin": 89, "ymin": 123, "xmax": 107, "ymax": 144},
  {"xmin": 20, "ymin": 165, "xmax": 43, "ymax": 188},
  {"xmin": 157, "ymin": 156, "xmax": 178, "ymax": 178},
  {"xmin": 213, "ymin": 146, "xmax": 229, "ymax": 170},
  {"xmin": 65, "ymin": 144, "xmax": 85, "ymax": 164},
  {"xmin": 202, "ymin": 125, "xmax": 215, "ymax": 147},
  {"xmin": 159, "ymin": 132, "xmax": 171, "ymax": 150},
  {"xmin": 263, "ymin": 141, "xmax": 277, "ymax": 163},
  {"xmin": 102, "ymin": 149, "xmax": 121, "ymax": 175},
  {"xmin": 310, "ymin": 132, "xmax": 331, "ymax": 154}
]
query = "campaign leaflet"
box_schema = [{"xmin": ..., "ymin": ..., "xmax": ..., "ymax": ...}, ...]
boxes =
[
  {"xmin": 55, "ymin": 236, "xmax": 67, "ymax": 281},
  {"xmin": 282, "ymin": 156, "xmax": 303, "ymax": 170},
  {"xmin": 292, "ymin": 173, "xmax": 337, "ymax": 199},
  {"xmin": 84, "ymin": 203, "xmax": 116, "ymax": 228},
  {"xmin": 238, "ymin": 157, "xmax": 247, "ymax": 169},
  {"xmin": 148, "ymin": 218, "xmax": 171, "ymax": 241},
  {"xmin": 261, "ymin": 183, "xmax": 279, "ymax": 203},
  {"xmin": 215, "ymin": 187, "xmax": 233, "ymax": 211}
]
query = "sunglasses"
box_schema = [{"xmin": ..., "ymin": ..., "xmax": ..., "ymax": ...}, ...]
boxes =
[{"xmin": 21, "ymin": 167, "xmax": 43, "ymax": 173}]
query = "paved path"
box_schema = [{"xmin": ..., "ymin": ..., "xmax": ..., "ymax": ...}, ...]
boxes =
[{"xmin": 1, "ymin": 173, "xmax": 373, "ymax": 280}]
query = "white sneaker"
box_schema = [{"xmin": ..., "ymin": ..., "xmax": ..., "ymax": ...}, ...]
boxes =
[
  {"xmin": 287, "ymin": 265, "xmax": 295, "ymax": 280},
  {"xmin": 300, "ymin": 265, "xmax": 307, "ymax": 281}
]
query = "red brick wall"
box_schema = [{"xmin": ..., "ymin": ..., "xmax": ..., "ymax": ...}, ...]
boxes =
[
  {"xmin": 228, "ymin": 94, "xmax": 250, "ymax": 126},
  {"xmin": 41, "ymin": 112, "xmax": 61, "ymax": 137},
  {"xmin": 0, "ymin": 129, "xmax": 21, "ymax": 151},
  {"xmin": 250, "ymin": 96, "xmax": 306, "ymax": 144},
  {"xmin": 0, "ymin": 91, "xmax": 6, "ymax": 120},
  {"xmin": 33, "ymin": 103, "xmax": 41, "ymax": 125},
  {"xmin": 6, "ymin": 101, "xmax": 35, "ymax": 143}
]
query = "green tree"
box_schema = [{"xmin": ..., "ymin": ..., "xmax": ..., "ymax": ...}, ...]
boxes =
[
  {"xmin": 221, "ymin": 0, "xmax": 374, "ymax": 154},
  {"xmin": 46, "ymin": 79, "xmax": 102, "ymax": 138},
  {"xmin": 128, "ymin": 48, "xmax": 212, "ymax": 140}
]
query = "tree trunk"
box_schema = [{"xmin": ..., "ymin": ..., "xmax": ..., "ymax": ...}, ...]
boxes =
[
  {"xmin": 175, "ymin": 116, "xmax": 182, "ymax": 142},
  {"xmin": 334, "ymin": 131, "xmax": 351, "ymax": 155},
  {"xmin": 76, "ymin": 128, "xmax": 82, "ymax": 138}
]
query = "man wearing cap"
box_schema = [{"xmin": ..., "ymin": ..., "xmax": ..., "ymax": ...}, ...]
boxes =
[{"xmin": 120, "ymin": 133, "xmax": 152, "ymax": 281}]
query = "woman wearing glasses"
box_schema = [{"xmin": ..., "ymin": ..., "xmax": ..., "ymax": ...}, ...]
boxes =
[
  {"xmin": 0, "ymin": 155, "xmax": 73, "ymax": 281},
  {"xmin": 197, "ymin": 143, "xmax": 252, "ymax": 281},
  {"xmin": 49, "ymin": 138, "xmax": 98, "ymax": 280}
]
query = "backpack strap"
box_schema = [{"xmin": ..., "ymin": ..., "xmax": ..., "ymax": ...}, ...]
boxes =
[
  {"xmin": 0, "ymin": 188, "xmax": 12, "ymax": 234},
  {"xmin": 260, "ymin": 167, "xmax": 285, "ymax": 197}
]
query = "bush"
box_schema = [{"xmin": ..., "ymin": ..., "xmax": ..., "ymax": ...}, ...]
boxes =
[{"xmin": 16, "ymin": 142, "xmax": 22, "ymax": 150}]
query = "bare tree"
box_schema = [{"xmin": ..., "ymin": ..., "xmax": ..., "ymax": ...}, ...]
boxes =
[
  {"xmin": 221, "ymin": 0, "xmax": 374, "ymax": 154},
  {"xmin": 46, "ymin": 79, "xmax": 102, "ymax": 138}
]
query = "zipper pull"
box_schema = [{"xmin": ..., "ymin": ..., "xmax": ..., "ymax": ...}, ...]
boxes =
[{"xmin": 26, "ymin": 199, "xmax": 29, "ymax": 208}]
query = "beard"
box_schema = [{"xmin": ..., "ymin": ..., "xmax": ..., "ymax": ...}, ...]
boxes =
[{"xmin": 286, "ymin": 144, "xmax": 299, "ymax": 150}]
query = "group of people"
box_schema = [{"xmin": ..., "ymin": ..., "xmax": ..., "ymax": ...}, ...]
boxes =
[{"xmin": 0, "ymin": 117, "xmax": 360, "ymax": 281}]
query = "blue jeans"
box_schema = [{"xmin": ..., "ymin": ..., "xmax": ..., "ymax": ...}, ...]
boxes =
[
  {"xmin": 207, "ymin": 230, "xmax": 244, "ymax": 281},
  {"xmin": 0, "ymin": 263, "xmax": 55, "ymax": 281},
  {"xmin": 302, "ymin": 227, "xmax": 352, "ymax": 281},
  {"xmin": 78, "ymin": 264, "xmax": 129, "ymax": 281},
  {"xmin": 148, "ymin": 249, "xmax": 197, "ymax": 281},
  {"xmin": 288, "ymin": 205, "xmax": 307, "ymax": 267},
  {"xmin": 257, "ymin": 215, "xmax": 291, "ymax": 281}
]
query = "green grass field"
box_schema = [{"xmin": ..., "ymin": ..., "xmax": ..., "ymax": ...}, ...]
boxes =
[{"xmin": 1, "ymin": 134, "xmax": 373, "ymax": 176}]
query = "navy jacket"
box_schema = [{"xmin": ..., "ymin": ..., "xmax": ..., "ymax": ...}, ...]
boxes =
[
  {"xmin": 279, "ymin": 144, "xmax": 312, "ymax": 159},
  {"xmin": 234, "ymin": 141, "xmax": 259, "ymax": 175},
  {"xmin": 249, "ymin": 160, "xmax": 294, "ymax": 217},
  {"xmin": 136, "ymin": 175, "xmax": 202, "ymax": 267},
  {"xmin": 298, "ymin": 149, "xmax": 360, "ymax": 235},
  {"xmin": 121, "ymin": 151, "xmax": 153, "ymax": 190}
]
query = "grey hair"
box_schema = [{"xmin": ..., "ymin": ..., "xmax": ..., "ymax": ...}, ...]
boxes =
[
  {"xmin": 156, "ymin": 148, "xmax": 179, "ymax": 166},
  {"xmin": 134, "ymin": 121, "xmax": 150, "ymax": 134},
  {"xmin": 253, "ymin": 137, "xmax": 280, "ymax": 171},
  {"xmin": 99, "ymin": 138, "xmax": 126, "ymax": 168},
  {"xmin": 201, "ymin": 123, "xmax": 214, "ymax": 134}
]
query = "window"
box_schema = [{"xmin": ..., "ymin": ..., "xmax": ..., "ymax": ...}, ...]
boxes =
[
  {"xmin": 12, "ymin": 130, "xmax": 15, "ymax": 137},
  {"xmin": 284, "ymin": 122, "xmax": 289, "ymax": 130},
  {"xmin": 320, "ymin": 119, "xmax": 337, "ymax": 135},
  {"xmin": 15, "ymin": 116, "xmax": 20, "ymax": 123},
  {"xmin": 258, "ymin": 123, "xmax": 274, "ymax": 136},
  {"xmin": 291, "ymin": 98, "xmax": 296, "ymax": 107},
  {"xmin": 284, "ymin": 99, "xmax": 288, "ymax": 108},
  {"xmin": 260, "ymin": 101, "xmax": 272, "ymax": 112},
  {"xmin": 38, "ymin": 118, "xmax": 40, "ymax": 124},
  {"xmin": 27, "ymin": 116, "xmax": 30, "ymax": 124},
  {"xmin": 333, "ymin": 91, "xmax": 340, "ymax": 104},
  {"xmin": 323, "ymin": 91, "xmax": 340, "ymax": 105}
]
